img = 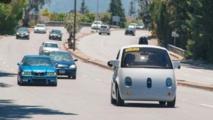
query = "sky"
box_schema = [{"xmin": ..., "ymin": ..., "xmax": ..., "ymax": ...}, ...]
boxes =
[{"xmin": 42, "ymin": 0, "xmax": 139, "ymax": 15}]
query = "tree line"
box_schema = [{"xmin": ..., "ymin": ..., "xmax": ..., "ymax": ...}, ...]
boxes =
[{"xmin": 138, "ymin": 0, "xmax": 213, "ymax": 63}]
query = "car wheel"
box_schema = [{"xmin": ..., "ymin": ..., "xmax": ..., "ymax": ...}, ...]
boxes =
[
  {"xmin": 111, "ymin": 85, "xmax": 116, "ymax": 104},
  {"xmin": 72, "ymin": 76, "xmax": 76, "ymax": 79},
  {"xmin": 99, "ymin": 33, "xmax": 101, "ymax": 35},
  {"xmin": 49, "ymin": 37, "xmax": 51, "ymax": 40},
  {"xmin": 27, "ymin": 36, "xmax": 29, "ymax": 40},
  {"xmin": 167, "ymin": 97, "xmax": 176, "ymax": 107},
  {"xmin": 108, "ymin": 33, "xmax": 110, "ymax": 35},
  {"xmin": 116, "ymin": 87, "xmax": 124, "ymax": 106},
  {"xmin": 159, "ymin": 101, "xmax": 166, "ymax": 105},
  {"xmin": 16, "ymin": 36, "xmax": 18, "ymax": 39},
  {"xmin": 52, "ymin": 83, "xmax": 57, "ymax": 87}
]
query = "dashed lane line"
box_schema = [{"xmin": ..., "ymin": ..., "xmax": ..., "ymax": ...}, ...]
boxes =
[{"xmin": 200, "ymin": 104, "xmax": 213, "ymax": 108}]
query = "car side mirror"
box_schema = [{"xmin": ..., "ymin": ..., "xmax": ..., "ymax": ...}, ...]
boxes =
[
  {"xmin": 172, "ymin": 61, "xmax": 181, "ymax": 69},
  {"xmin": 74, "ymin": 59, "xmax": 78, "ymax": 62},
  {"xmin": 108, "ymin": 60, "xmax": 119, "ymax": 67},
  {"xmin": 54, "ymin": 63, "xmax": 58, "ymax": 67},
  {"xmin": 17, "ymin": 62, "xmax": 22, "ymax": 66}
]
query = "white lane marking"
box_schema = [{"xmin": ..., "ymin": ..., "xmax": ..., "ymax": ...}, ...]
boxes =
[{"xmin": 200, "ymin": 104, "xmax": 213, "ymax": 108}]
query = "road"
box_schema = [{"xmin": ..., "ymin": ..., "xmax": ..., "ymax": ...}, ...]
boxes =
[
  {"xmin": 0, "ymin": 27, "xmax": 213, "ymax": 120},
  {"xmin": 77, "ymin": 28, "xmax": 213, "ymax": 85}
]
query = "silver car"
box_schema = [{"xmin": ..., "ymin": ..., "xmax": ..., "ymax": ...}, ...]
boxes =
[
  {"xmin": 39, "ymin": 42, "xmax": 61, "ymax": 55},
  {"xmin": 108, "ymin": 45, "xmax": 181, "ymax": 107},
  {"xmin": 99, "ymin": 25, "xmax": 110, "ymax": 35}
]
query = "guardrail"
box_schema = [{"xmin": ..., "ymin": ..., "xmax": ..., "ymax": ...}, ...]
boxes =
[{"xmin": 167, "ymin": 44, "xmax": 186, "ymax": 57}]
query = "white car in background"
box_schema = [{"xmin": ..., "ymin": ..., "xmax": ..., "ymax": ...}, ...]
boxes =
[
  {"xmin": 108, "ymin": 45, "xmax": 181, "ymax": 107},
  {"xmin": 34, "ymin": 24, "xmax": 47, "ymax": 34},
  {"xmin": 91, "ymin": 21, "xmax": 103, "ymax": 30},
  {"xmin": 128, "ymin": 23, "xmax": 137, "ymax": 29},
  {"xmin": 39, "ymin": 41, "xmax": 61, "ymax": 55}
]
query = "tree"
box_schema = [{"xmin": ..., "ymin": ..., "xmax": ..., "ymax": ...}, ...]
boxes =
[
  {"xmin": 136, "ymin": 0, "xmax": 150, "ymax": 28},
  {"xmin": 109, "ymin": 0, "xmax": 126, "ymax": 28},
  {"xmin": 22, "ymin": 0, "xmax": 51, "ymax": 27},
  {"xmin": 80, "ymin": 0, "xmax": 89, "ymax": 14},
  {"xmin": 129, "ymin": 0, "xmax": 136, "ymax": 17},
  {"xmin": 0, "ymin": 0, "xmax": 28, "ymax": 34},
  {"xmin": 99, "ymin": 12, "xmax": 111, "ymax": 24},
  {"xmin": 64, "ymin": 12, "xmax": 81, "ymax": 38},
  {"xmin": 0, "ymin": 0, "xmax": 12, "ymax": 4}
]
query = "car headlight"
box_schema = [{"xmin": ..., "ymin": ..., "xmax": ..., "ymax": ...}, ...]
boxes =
[
  {"xmin": 166, "ymin": 78, "xmax": 172, "ymax": 87},
  {"xmin": 125, "ymin": 77, "xmax": 132, "ymax": 87},
  {"xmin": 47, "ymin": 72, "xmax": 57, "ymax": 76},
  {"xmin": 58, "ymin": 35, "xmax": 61, "ymax": 37},
  {"xmin": 44, "ymin": 50, "xmax": 49, "ymax": 53},
  {"xmin": 21, "ymin": 71, "xmax": 31, "ymax": 75},
  {"xmin": 69, "ymin": 65, "xmax": 76, "ymax": 68},
  {"xmin": 16, "ymin": 32, "xmax": 20, "ymax": 35},
  {"xmin": 25, "ymin": 33, "xmax": 29, "ymax": 35}
]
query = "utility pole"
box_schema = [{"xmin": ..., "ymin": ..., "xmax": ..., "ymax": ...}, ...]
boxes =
[
  {"xmin": 96, "ymin": 0, "xmax": 99, "ymax": 20},
  {"xmin": 73, "ymin": 0, "xmax": 77, "ymax": 51}
]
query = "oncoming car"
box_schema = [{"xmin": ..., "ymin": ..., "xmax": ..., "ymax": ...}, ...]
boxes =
[
  {"xmin": 17, "ymin": 55, "xmax": 57, "ymax": 86},
  {"xmin": 48, "ymin": 51, "xmax": 78, "ymax": 79},
  {"xmin": 108, "ymin": 45, "xmax": 181, "ymax": 107}
]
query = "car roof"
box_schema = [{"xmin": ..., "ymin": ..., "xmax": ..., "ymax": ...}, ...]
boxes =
[
  {"xmin": 51, "ymin": 29, "xmax": 61, "ymax": 31},
  {"xmin": 120, "ymin": 45, "xmax": 167, "ymax": 51},
  {"xmin": 24, "ymin": 55, "xmax": 51, "ymax": 58}
]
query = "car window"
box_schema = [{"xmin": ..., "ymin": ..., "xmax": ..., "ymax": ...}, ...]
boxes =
[
  {"xmin": 44, "ymin": 43, "xmax": 58, "ymax": 48},
  {"xmin": 101, "ymin": 26, "xmax": 107, "ymax": 28},
  {"xmin": 36, "ymin": 24, "xmax": 44, "ymax": 27},
  {"xmin": 22, "ymin": 57, "xmax": 53, "ymax": 66},
  {"xmin": 49, "ymin": 53, "xmax": 74, "ymax": 62},
  {"xmin": 51, "ymin": 30, "xmax": 60, "ymax": 34},
  {"xmin": 121, "ymin": 47, "xmax": 172, "ymax": 69},
  {"xmin": 18, "ymin": 28, "xmax": 28, "ymax": 32}
]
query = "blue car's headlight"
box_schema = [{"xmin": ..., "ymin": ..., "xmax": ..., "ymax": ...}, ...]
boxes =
[
  {"xmin": 47, "ymin": 72, "xmax": 57, "ymax": 76},
  {"xmin": 69, "ymin": 65, "xmax": 76, "ymax": 68},
  {"xmin": 21, "ymin": 72, "xmax": 31, "ymax": 75}
]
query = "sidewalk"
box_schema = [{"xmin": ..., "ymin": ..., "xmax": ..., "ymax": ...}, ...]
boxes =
[{"xmin": 63, "ymin": 31, "xmax": 213, "ymax": 91}]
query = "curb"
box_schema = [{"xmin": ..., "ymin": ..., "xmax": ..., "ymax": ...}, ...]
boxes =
[{"xmin": 63, "ymin": 32, "xmax": 213, "ymax": 92}]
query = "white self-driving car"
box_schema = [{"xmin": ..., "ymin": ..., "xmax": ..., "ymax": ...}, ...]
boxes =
[{"xmin": 108, "ymin": 45, "xmax": 181, "ymax": 107}]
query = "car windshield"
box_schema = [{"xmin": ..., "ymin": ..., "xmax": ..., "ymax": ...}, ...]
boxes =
[
  {"xmin": 94, "ymin": 21, "xmax": 100, "ymax": 24},
  {"xmin": 18, "ymin": 28, "xmax": 28, "ymax": 32},
  {"xmin": 130, "ymin": 23, "xmax": 136, "ymax": 26},
  {"xmin": 101, "ymin": 26, "xmax": 107, "ymax": 28},
  {"xmin": 36, "ymin": 24, "xmax": 44, "ymax": 27},
  {"xmin": 22, "ymin": 57, "xmax": 53, "ymax": 66},
  {"xmin": 51, "ymin": 30, "xmax": 61, "ymax": 34},
  {"xmin": 121, "ymin": 47, "xmax": 172, "ymax": 69},
  {"xmin": 44, "ymin": 43, "xmax": 58, "ymax": 48},
  {"xmin": 49, "ymin": 52, "xmax": 74, "ymax": 62}
]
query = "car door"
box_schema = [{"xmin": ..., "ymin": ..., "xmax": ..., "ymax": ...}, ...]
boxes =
[{"xmin": 112, "ymin": 50, "xmax": 120, "ymax": 97}]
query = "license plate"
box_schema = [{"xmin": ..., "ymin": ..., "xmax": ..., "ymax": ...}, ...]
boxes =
[{"xmin": 59, "ymin": 70, "xmax": 65, "ymax": 74}]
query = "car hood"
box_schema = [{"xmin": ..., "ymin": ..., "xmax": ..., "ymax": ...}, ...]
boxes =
[
  {"xmin": 34, "ymin": 27, "xmax": 45, "ymax": 30},
  {"xmin": 53, "ymin": 61, "xmax": 76, "ymax": 66},
  {"xmin": 43, "ymin": 47, "xmax": 60, "ymax": 51},
  {"xmin": 21, "ymin": 66, "xmax": 55, "ymax": 72}
]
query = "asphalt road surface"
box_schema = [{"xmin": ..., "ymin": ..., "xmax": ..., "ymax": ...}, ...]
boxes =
[
  {"xmin": 0, "ymin": 27, "xmax": 212, "ymax": 120},
  {"xmin": 77, "ymin": 28, "xmax": 213, "ymax": 85}
]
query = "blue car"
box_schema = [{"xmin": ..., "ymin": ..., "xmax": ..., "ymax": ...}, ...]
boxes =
[
  {"xmin": 48, "ymin": 51, "xmax": 77, "ymax": 79},
  {"xmin": 17, "ymin": 55, "xmax": 57, "ymax": 86}
]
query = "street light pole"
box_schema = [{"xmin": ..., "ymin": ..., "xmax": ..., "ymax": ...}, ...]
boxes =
[
  {"xmin": 96, "ymin": 0, "xmax": 99, "ymax": 20},
  {"xmin": 73, "ymin": 0, "xmax": 76, "ymax": 51}
]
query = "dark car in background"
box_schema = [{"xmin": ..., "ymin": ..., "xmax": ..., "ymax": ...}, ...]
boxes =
[
  {"xmin": 138, "ymin": 36, "xmax": 148, "ymax": 45},
  {"xmin": 16, "ymin": 27, "xmax": 30, "ymax": 40},
  {"xmin": 48, "ymin": 51, "xmax": 77, "ymax": 79},
  {"xmin": 49, "ymin": 29, "xmax": 63, "ymax": 41},
  {"xmin": 125, "ymin": 28, "xmax": 136, "ymax": 36}
]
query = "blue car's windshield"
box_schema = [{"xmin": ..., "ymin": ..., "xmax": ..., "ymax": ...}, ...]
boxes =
[
  {"xmin": 49, "ymin": 53, "xmax": 74, "ymax": 62},
  {"xmin": 22, "ymin": 57, "xmax": 53, "ymax": 66}
]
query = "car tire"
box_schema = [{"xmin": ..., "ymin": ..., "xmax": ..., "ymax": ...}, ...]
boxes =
[
  {"xmin": 167, "ymin": 96, "xmax": 176, "ymax": 107},
  {"xmin": 116, "ymin": 87, "xmax": 124, "ymax": 106},
  {"xmin": 72, "ymin": 76, "xmax": 76, "ymax": 79},
  {"xmin": 108, "ymin": 33, "xmax": 110, "ymax": 35},
  {"xmin": 99, "ymin": 33, "xmax": 101, "ymax": 35},
  {"xmin": 27, "ymin": 36, "xmax": 29, "ymax": 40},
  {"xmin": 52, "ymin": 83, "xmax": 57, "ymax": 87},
  {"xmin": 159, "ymin": 101, "xmax": 166, "ymax": 105},
  {"xmin": 49, "ymin": 37, "xmax": 51, "ymax": 40},
  {"xmin": 111, "ymin": 85, "xmax": 116, "ymax": 104}
]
